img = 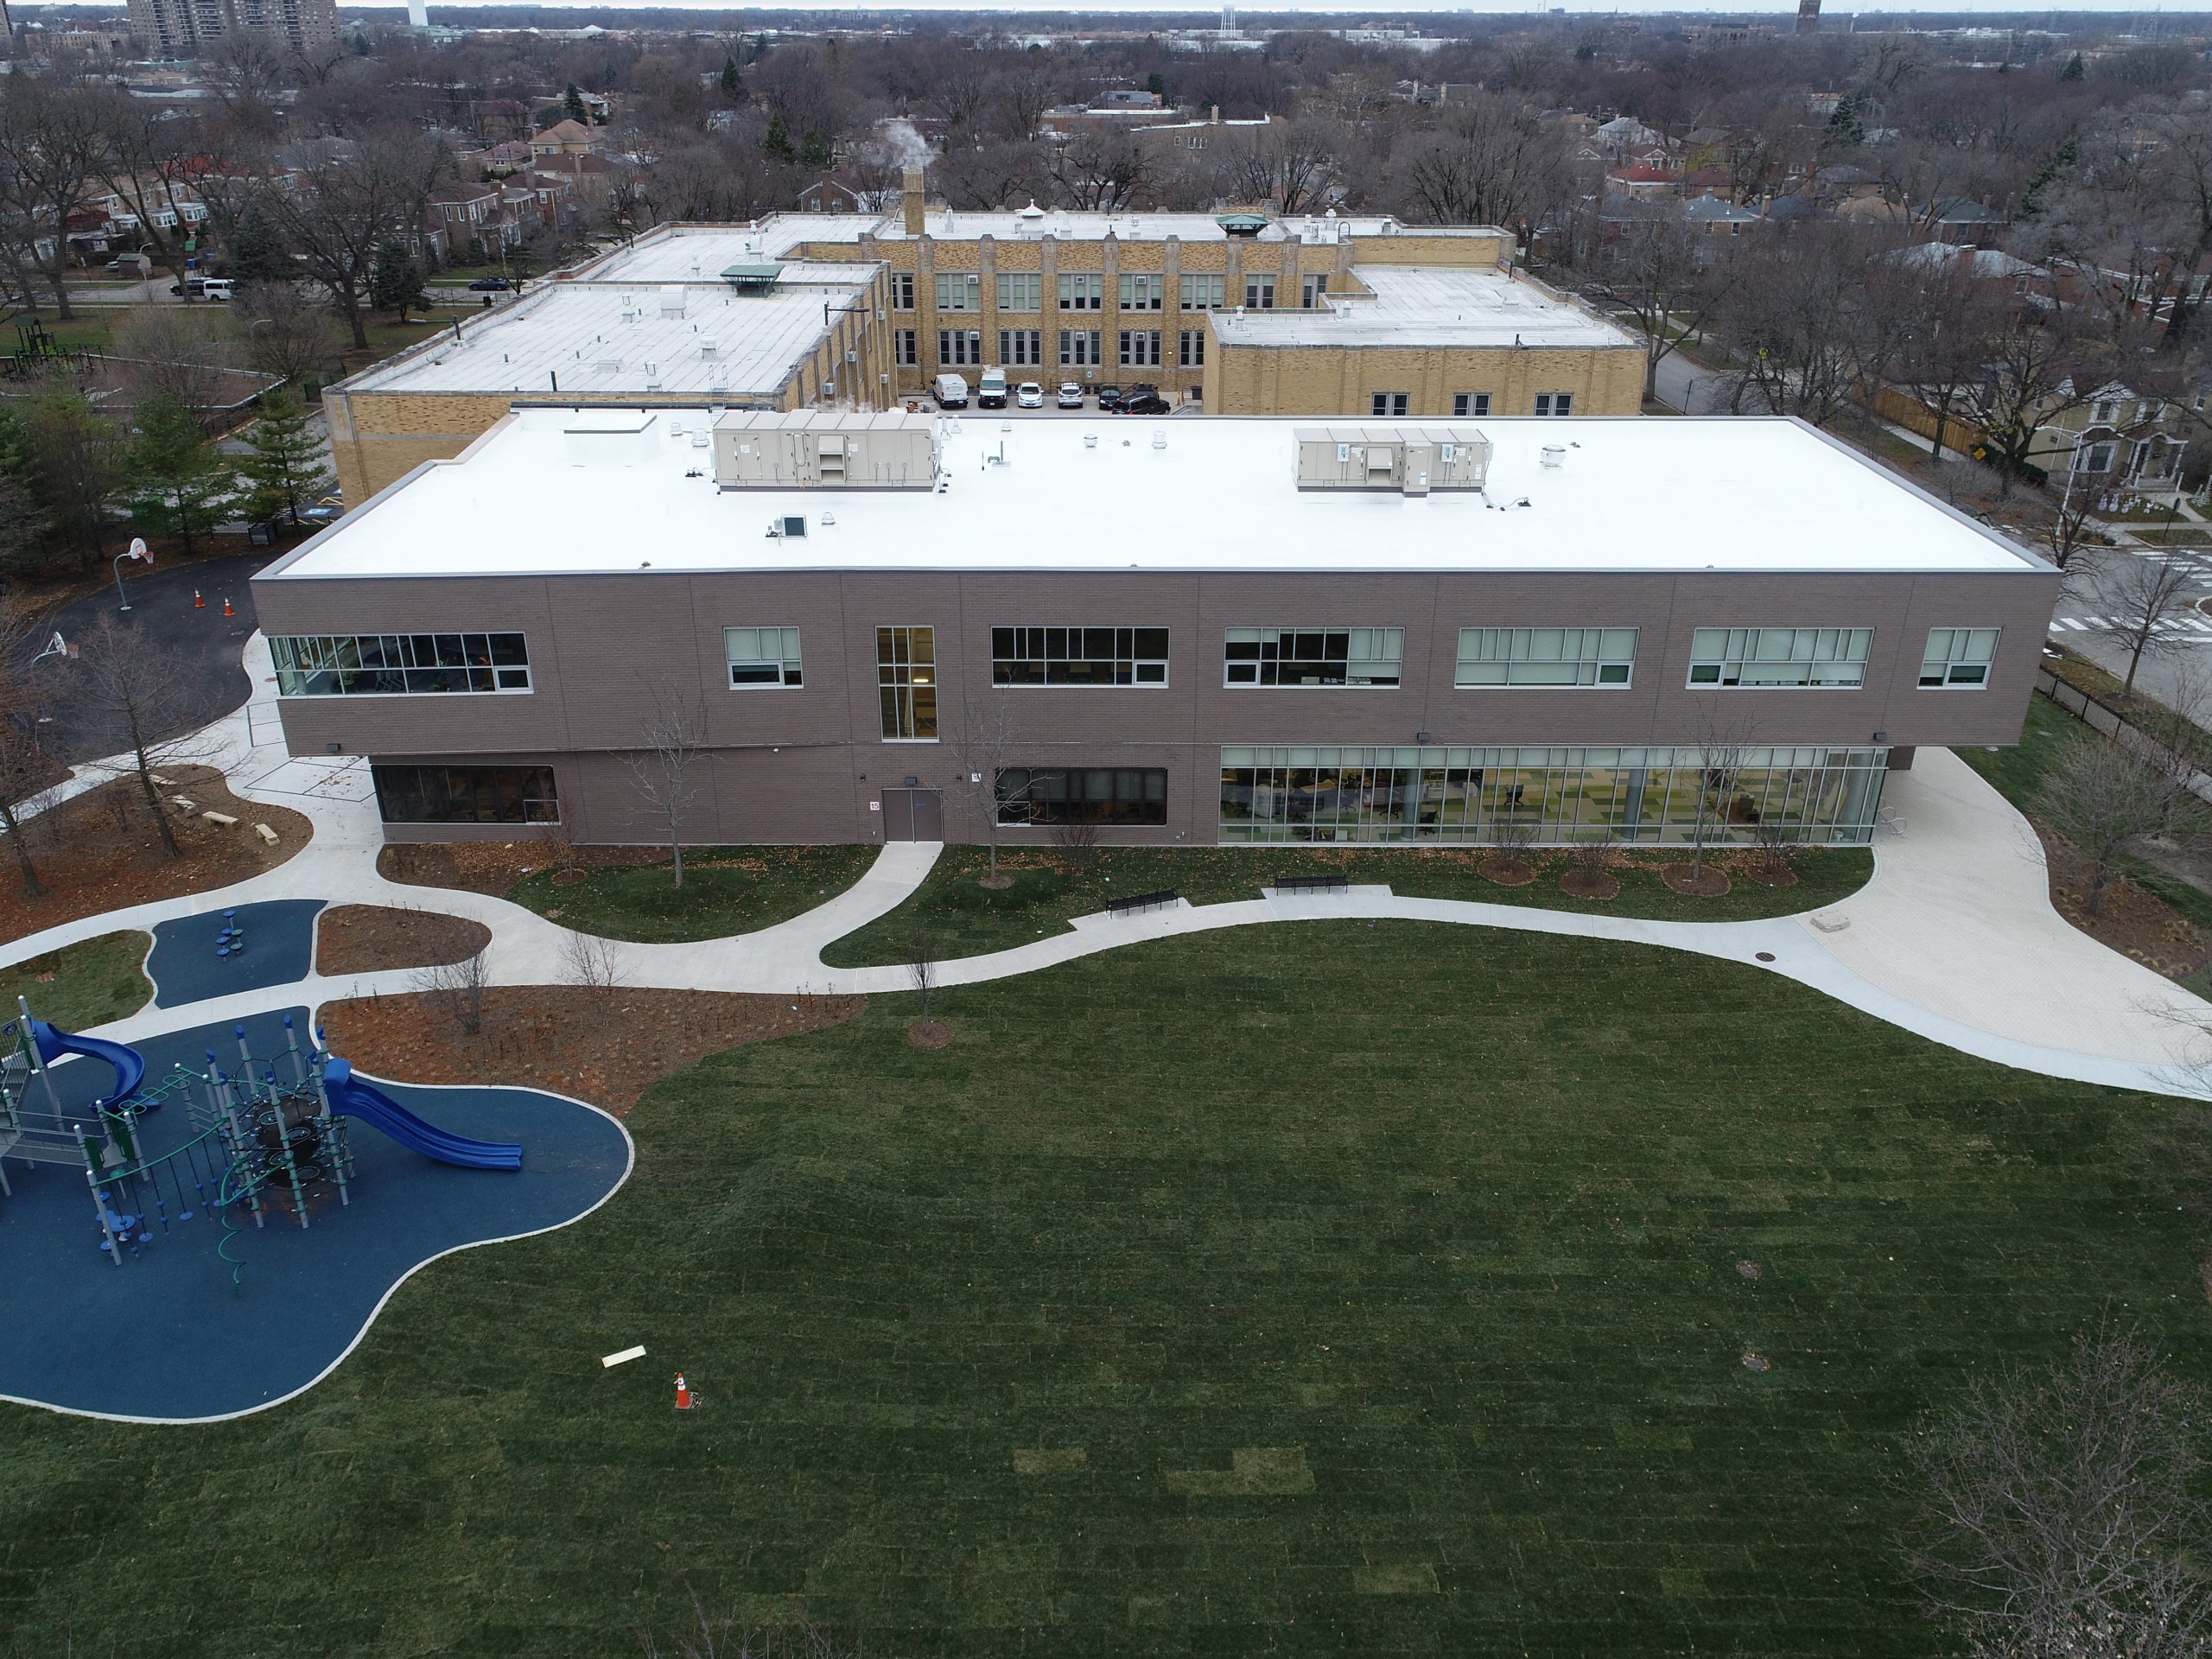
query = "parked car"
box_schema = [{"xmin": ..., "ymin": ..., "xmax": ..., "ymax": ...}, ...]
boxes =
[
  {"xmin": 1015, "ymin": 381, "xmax": 1045, "ymax": 410},
  {"xmin": 1121, "ymin": 386, "xmax": 1172, "ymax": 415},
  {"xmin": 467, "ymin": 276, "xmax": 513, "ymax": 291},
  {"xmin": 1056, "ymin": 382, "xmax": 1085, "ymax": 409},
  {"xmin": 977, "ymin": 366, "xmax": 1008, "ymax": 410},
  {"xmin": 933, "ymin": 372, "xmax": 969, "ymax": 409},
  {"xmin": 1096, "ymin": 385, "xmax": 1123, "ymax": 410}
]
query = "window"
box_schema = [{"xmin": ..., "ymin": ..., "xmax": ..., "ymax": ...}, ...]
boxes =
[
  {"xmin": 877, "ymin": 626, "xmax": 938, "ymax": 741},
  {"xmin": 996, "ymin": 271, "xmax": 1041, "ymax": 311},
  {"xmin": 2092, "ymin": 397, "xmax": 2118, "ymax": 424},
  {"xmin": 996, "ymin": 766, "xmax": 1167, "ymax": 826},
  {"xmin": 1370, "ymin": 392, "xmax": 1409, "ymax": 417},
  {"xmin": 1456, "ymin": 627, "xmax": 1637, "ymax": 689},
  {"xmin": 1224, "ymin": 626, "xmax": 1403, "ymax": 688},
  {"xmin": 1179, "ymin": 327, "xmax": 1206, "ymax": 368},
  {"xmin": 1535, "ymin": 392, "xmax": 1573, "ymax": 417},
  {"xmin": 1119, "ymin": 329, "xmax": 1161, "ymax": 367},
  {"xmin": 938, "ymin": 329, "xmax": 982, "ymax": 366},
  {"xmin": 1058, "ymin": 272, "xmax": 1103, "ymax": 310},
  {"xmin": 934, "ymin": 272, "xmax": 979, "ymax": 311},
  {"xmin": 1453, "ymin": 392, "xmax": 1491, "ymax": 417},
  {"xmin": 1244, "ymin": 275, "xmax": 1275, "ymax": 309},
  {"xmin": 894, "ymin": 328, "xmax": 918, "ymax": 367},
  {"xmin": 992, "ymin": 626, "xmax": 1168, "ymax": 686},
  {"xmin": 373, "ymin": 764, "xmax": 557, "ymax": 825},
  {"xmin": 891, "ymin": 273, "xmax": 916, "ymax": 310},
  {"xmin": 1000, "ymin": 328, "xmax": 1043, "ymax": 366},
  {"xmin": 2075, "ymin": 441, "xmax": 2116, "ymax": 474},
  {"xmin": 1920, "ymin": 626, "xmax": 1999, "ymax": 689},
  {"xmin": 1058, "ymin": 328, "xmax": 1103, "ymax": 366},
  {"xmin": 1179, "ymin": 273, "xmax": 1226, "ymax": 309},
  {"xmin": 1301, "ymin": 274, "xmax": 1329, "ymax": 307},
  {"xmin": 1688, "ymin": 626, "xmax": 1872, "ymax": 689},
  {"xmin": 1117, "ymin": 273, "xmax": 1165, "ymax": 311},
  {"xmin": 726, "ymin": 626, "xmax": 803, "ymax": 689},
  {"xmin": 271, "ymin": 632, "xmax": 531, "ymax": 697}
]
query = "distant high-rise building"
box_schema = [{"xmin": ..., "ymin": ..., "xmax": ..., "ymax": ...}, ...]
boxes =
[
  {"xmin": 125, "ymin": 0, "xmax": 337, "ymax": 58},
  {"xmin": 1796, "ymin": 0, "xmax": 1821, "ymax": 33},
  {"xmin": 406, "ymin": 0, "xmax": 427, "ymax": 27}
]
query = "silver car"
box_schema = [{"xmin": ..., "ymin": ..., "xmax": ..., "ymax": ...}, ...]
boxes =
[{"xmin": 1056, "ymin": 382, "xmax": 1085, "ymax": 409}]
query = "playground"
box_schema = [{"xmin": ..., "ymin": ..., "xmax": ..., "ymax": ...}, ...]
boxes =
[{"xmin": 0, "ymin": 992, "xmax": 627, "ymax": 1421}]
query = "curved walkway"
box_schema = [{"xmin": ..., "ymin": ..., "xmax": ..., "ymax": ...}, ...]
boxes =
[{"xmin": 6, "ymin": 633, "xmax": 2210, "ymax": 1103}]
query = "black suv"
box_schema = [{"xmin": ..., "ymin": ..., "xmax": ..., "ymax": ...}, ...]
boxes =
[{"xmin": 1120, "ymin": 385, "xmax": 1172, "ymax": 415}]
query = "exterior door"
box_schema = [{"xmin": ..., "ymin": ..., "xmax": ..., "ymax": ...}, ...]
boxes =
[{"xmin": 881, "ymin": 788, "xmax": 944, "ymax": 841}]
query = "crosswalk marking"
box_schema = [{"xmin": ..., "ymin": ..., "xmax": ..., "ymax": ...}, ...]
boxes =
[{"xmin": 2053, "ymin": 613, "xmax": 2212, "ymax": 641}]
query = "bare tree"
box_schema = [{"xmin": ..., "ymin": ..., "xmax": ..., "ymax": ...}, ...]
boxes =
[
  {"xmin": 237, "ymin": 281, "xmax": 345, "ymax": 390},
  {"xmin": 1399, "ymin": 95, "xmax": 1572, "ymax": 235},
  {"xmin": 70, "ymin": 616, "xmax": 219, "ymax": 860},
  {"xmin": 2032, "ymin": 731, "xmax": 2196, "ymax": 916},
  {"xmin": 261, "ymin": 131, "xmax": 450, "ymax": 350},
  {"xmin": 0, "ymin": 606, "xmax": 56, "ymax": 894},
  {"xmin": 1218, "ymin": 119, "xmax": 1341, "ymax": 216},
  {"xmin": 1684, "ymin": 710, "xmax": 1754, "ymax": 884},
  {"xmin": 619, "ymin": 681, "xmax": 707, "ymax": 888},
  {"xmin": 560, "ymin": 927, "xmax": 626, "ymax": 1008},
  {"xmin": 0, "ymin": 79, "xmax": 106, "ymax": 317},
  {"xmin": 1573, "ymin": 216, "xmax": 1735, "ymax": 405},
  {"xmin": 1905, "ymin": 1321, "xmax": 2212, "ymax": 1657},
  {"xmin": 952, "ymin": 690, "xmax": 1023, "ymax": 887},
  {"xmin": 907, "ymin": 925, "xmax": 939, "ymax": 1036},
  {"xmin": 111, "ymin": 308, "xmax": 254, "ymax": 421},
  {"xmin": 414, "ymin": 948, "xmax": 491, "ymax": 1038},
  {"xmin": 2084, "ymin": 551, "xmax": 2200, "ymax": 697},
  {"xmin": 1482, "ymin": 812, "xmax": 1539, "ymax": 876}
]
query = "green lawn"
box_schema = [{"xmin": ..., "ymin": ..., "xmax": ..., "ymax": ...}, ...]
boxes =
[
  {"xmin": 0, "ymin": 931, "xmax": 150, "ymax": 1031},
  {"xmin": 821, "ymin": 842, "xmax": 1873, "ymax": 967},
  {"xmin": 505, "ymin": 844, "xmax": 879, "ymax": 944},
  {"xmin": 2, "ymin": 925, "xmax": 2204, "ymax": 1656},
  {"xmin": 1952, "ymin": 693, "xmax": 2088, "ymax": 809}
]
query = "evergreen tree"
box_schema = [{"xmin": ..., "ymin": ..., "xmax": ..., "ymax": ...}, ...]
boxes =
[
  {"xmin": 241, "ymin": 391, "xmax": 334, "ymax": 526},
  {"xmin": 124, "ymin": 393, "xmax": 240, "ymax": 556},
  {"xmin": 721, "ymin": 54, "xmax": 742, "ymax": 97},
  {"xmin": 764, "ymin": 111, "xmax": 796, "ymax": 162},
  {"xmin": 2060, "ymin": 52, "xmax": 2086, "ymax": 80},
  {"xmin": 2018, "ymin": 135, "xmax": 2079, "ymax": 221},
  {"xmin": 369, "ymin": 240, "xmax": 427, "ymax": 318},
  {"xmin": 227, "ymin": 206, "xmax": 293, "ymax": 286},
  {"xmin": 22, "ymin": 395, "xmax": 123, "ymax": 569},
  {"xmin": 799, "ymin": 130, "xmax": 832, "ymax": 169},
  {"xmin": 1822, "ymin": 94, "xmax": 1864, "ymax": 149},
  {"xmin": 563, "ymin": 81, "xmax": 588, "ymax": 124},
  {"xmin": 0, "ymin": 453, "xmax": 49, "ymax": 583}
]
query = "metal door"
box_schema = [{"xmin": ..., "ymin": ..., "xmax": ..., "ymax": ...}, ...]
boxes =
[{"xmin": 881, "ymin": 788, "xmax": 944, "ymax": 841}]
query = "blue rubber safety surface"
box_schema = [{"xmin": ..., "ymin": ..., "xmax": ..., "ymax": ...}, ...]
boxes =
[
  {"xmin": 146, "ymin": 899, "xmax": 325, "ymax": 1008},
  {"xmin": 0, "ymin": 1007, "xmax": 631, "ymax": 1421}
]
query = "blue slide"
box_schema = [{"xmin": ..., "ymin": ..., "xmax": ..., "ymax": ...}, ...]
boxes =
[
  {"xmin": 30, "ymin": 1020, "xmax": 148, "ymax": 1111},
  {"xmin": 321, "ymin": 1058, "xmax": 523, "ymax": 1172}
]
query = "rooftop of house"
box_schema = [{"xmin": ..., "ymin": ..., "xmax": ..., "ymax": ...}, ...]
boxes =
[
  {"xmin": 339, "ymin": 266, "xmax": 875, "ymax": 399},
  {"xmin": 1208, "ymin": 264, "xmax": 1639, "ymax": 352},
  {"xmin": 266, "ymin": 410, "xmax": 2048, "ymax": 582}
]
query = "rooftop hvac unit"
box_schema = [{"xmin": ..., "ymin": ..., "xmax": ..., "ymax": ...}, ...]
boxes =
[
  {"xmin": 658, "ymin": 284, "xmax": 686, "ymax": 318},
  {"xmin": 1294, "ymin": 425, "xmax": 1491, "ymax": 493}
]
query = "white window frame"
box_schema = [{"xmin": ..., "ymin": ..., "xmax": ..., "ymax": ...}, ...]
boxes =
[
  {"xmin": 1224, "ymin": 626, "xmax": 1404, "ymax": 689},
  {"xmin": 1118, "ymin": 273, "xmax": 1165, "ymax": 311},
  {"xmin": 894, "ymin": 328, "xmax": 917, "ymax": 367},
  {"xmin": 1179, "ymin": 273, "xmax": 1226, "ymax": 310},
  {"xmin": 891, "ymin": 272, "xmax": 915, "ymax": 310},
  {"xmin": 1244, "ymin": 275, "xmax": 1275, "ymax": 309},
  {"xmin": 1058, "ymin": 327, "xmax": 1103, "ymax": 366},
  {"xmin": 1118, "ymin": 329, "xmax": 1161, "ymax": 367},
  {"xmin": 999, "ymin": 328, "xmax": 1042, "ymax": 366},
  {"xmin": 934, "ymin": 272, "xmax": 980, "ymax": 311},
  {"xmin": 1535, "ymin": 392, "xmax": 1573, "ymax": 416},
  {"xmin": 1058, "ymin": 272, "xmax": 1103, "ymax": 311},
  {"xmin": 938, "ymin": 328, "xmax": 982, "ymax": 367},
  {"xmin": 1179, "ymin": 327, "xmax": 1206, "ymax": 367},
  {"xmin": 725, "ymin": 626, "xmax": 803, "ymax": 690},
  {"xmin": 1456, "ymin": 627, "xmax": 1637, "ymax": 690},
  {"xmin": 1453, "ymin": 392, "xmax": 1491, "ymax": 417},
  {"xmin": 1688, "ymin": 626, "xmax": 1872, "ymax": 690},
  {"xmin": 1370, "ymin": 391, "xmax": 1409, "ymax": 416},
  {"xmin": 995, "ymin": 271, "xmax": 1041, "ymax": 311},
  {"xmin": 1919, "ymin": 626, "xmax": 1999, "ymax": 690}
]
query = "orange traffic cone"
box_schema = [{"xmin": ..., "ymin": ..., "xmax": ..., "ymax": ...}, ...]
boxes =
[
  {"xmin": 193, "ymin": 589, "xmax": 204, "ymax": 609},
  {"xmin": 674, "ymin": 1372, "xmax": 695, "ymax": 1410},
  {"xmin": 221, "ymin": 595, "xmax": 235, "ymax": 617}
]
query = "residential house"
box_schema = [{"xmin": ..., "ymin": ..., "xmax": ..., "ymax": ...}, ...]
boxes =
[
  {"xmin": 529, "ymin": 119, "xmax": 601, "ymax": 162},
  {"xmin": 2034, "ymin": 383, "xmax": 2191, "ymax": 499},
  {"xmin": 1928, "ymin": 197, "xmax": 2005, "ymax": 249},
  {"xmin": 1682, "ymin": 193, "xmax": 1761, "ymax": 237}
]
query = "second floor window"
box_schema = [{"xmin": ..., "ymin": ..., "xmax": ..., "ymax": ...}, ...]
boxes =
[
  {"xmin": 996, "ymin": 271, "xmax": 1041, "ymax": 311},
  {"xmin": 1244, "ymin": 275, "xmax": 1275, "ymax": 309},
  {"xmin": 877, "ymin": 626, "xmax": 938, "ymax": 740},
  {"xmin": 1179, "ymin": 273, "xmax": 1226, "ymax": 309},
  {"xmin": 934, "ymin": 272, "xmax": 979, "ymax": 311},
  {"xmin": 1225, "ymin": 626, "xmax": 1402, "ymax": 688},
  {"xmin": 1688, "ymin": 626, "xmax": 1872, "ymax": 689},
  {"xmin": 891, "ymin": 272, "xmax": 915, "ymax": 309},
  {"xmin": 272, "ymin": 632, "xmax": 531, "ymax": 697},
  {"xmin": 1920, "ymin": 626, "xmax": 1999, "ymax": 688},
  {"xmin": 1535, "ymin": 392, "xmax": 1573, "ymax": 416},
  {"xmin": 992, "ymin": 626, "xmax": 1168, "ymax": 686},
  {"xmin": 1118, "ymin": 273, "xmax": 1165, "ymax": 311},
  {"xmin": 725, "ymin": 626, "xmax": 802, "ymax": 689},
  {"xmin": 1371, "ymin": 392, "xmax": 1408, "ymax": 416},
  {"xmin": 1453, "ymin": 392, "xmax": 1491, "ymax": 416},
  {"xmin": 1457, "ymin": 627, "xmax": 1637, "ymax": 688},
  {"xmin": 1058, "ymin": 272, "xmax": 1103, "ymax": 310}
]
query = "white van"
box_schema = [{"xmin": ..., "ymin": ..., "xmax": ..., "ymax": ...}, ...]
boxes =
[
  {"xmin": 934, "ymin": 372, "xmax": 969, "ymax": 409},
  {"xmin": 976, "ymin": 366, "xmax": 1008, "ymax": 410},
  {"xmin": 200, "ymin": 278, "xmax": 234, "ymax": 302}
]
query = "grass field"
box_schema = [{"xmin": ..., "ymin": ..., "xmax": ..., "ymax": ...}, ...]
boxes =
[
  {"xmin": 3, "ymin": 923, "xmax": 2202, "ymax": 1657},
  {"xmin": 0, "ymin": 931, "xmax": 150, "ymax": 1031},
  {"xmin": 821, "ymin": 843, "xmax": 1873, "ymax": 966},
  {"xmin": 505, "ymin": 844, "xmax": 880, "ymax": 943}
]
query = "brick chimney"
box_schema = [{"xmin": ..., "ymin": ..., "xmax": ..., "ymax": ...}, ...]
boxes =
[{"xmin": 902, "ymin": 167, "xmax": 925, "ymax": 236}]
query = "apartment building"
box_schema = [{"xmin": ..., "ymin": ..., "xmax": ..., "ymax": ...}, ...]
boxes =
[
  {"xmin": 126, "ymin": 0, "xmax": 337, "ymax": 56},
  {"xmin": 323, "ymin": 179, "xmax": 1641, "ymax": 502},
  {"xmin": 255, "ymin": 410, "xmax": 2056, "ymax": 851}
]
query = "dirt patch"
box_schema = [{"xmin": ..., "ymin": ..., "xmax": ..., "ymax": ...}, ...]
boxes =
[
  {"xmin": 979, "ymin": 874, "xmax": 1015, "ymax": 892},
  {"xmin": 1478, "ymin": 856, "xmax": 1536, "ymax": 887},
  {"xmin": 0, "ymin": 766, "xmax": 310, "ymax": 946},
  {"xmin": 1738, "ymin": 863, "xmax": 1800, "ymax": 889},
  {"xmin": 318, "ymin": 987, "xmax": 866, "ymax": 1116},
  {"xmin": 907, "ymin": 1018, "xmax": 953, "ymax": 1048},
  {"xmin": 315, "ymin": 906, "xmax": 493, "ymax": 976},
  {"xmin": 2031, "ymin": 818, "xmax": 2209, "ymax": 982},
  {"xmin": 1558, "ymin": 869, "xmax": 1620, "ymax": 901},
  {"xmin": 378, "ymin": 838, "xmax": 654, "ymax": 898},
  {"xmin": 1662, "ymin": 864, "xmax": 1733, "ymax": 897}
]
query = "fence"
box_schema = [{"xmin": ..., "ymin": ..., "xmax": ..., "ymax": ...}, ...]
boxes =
[{"xmin": 2036, "ymin": 665, "xmax": 2212, "ymax": 805}]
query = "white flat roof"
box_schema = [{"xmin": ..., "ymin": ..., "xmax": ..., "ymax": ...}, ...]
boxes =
[
  {"xmin": 270, "ymin": 411, "xmax": 2049, "ymax": 582},
  {"xmin": 343, "ymin": 273, "xmax": 872, "ymax": 398},
  {"xmin": 879, "ymin": 210, "xmax": 1501, "ymax": 245},
  {"xmin": 565, "ymin": 218, "xmax": 885, "ymax": 278},
  {"xmin": 1212, "ymin": 264, "xmax": 1639, "ymax": 351}
]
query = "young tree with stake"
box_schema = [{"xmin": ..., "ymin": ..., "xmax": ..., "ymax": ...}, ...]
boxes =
[{"xmin": 620, "ymin": 682, "xmax": 706, "ymax": 888}]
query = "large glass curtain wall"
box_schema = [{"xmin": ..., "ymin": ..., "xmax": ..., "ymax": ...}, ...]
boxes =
[{"xmin": 1219, "ymin": 746, "xmax": 1888, "ymax": 845}]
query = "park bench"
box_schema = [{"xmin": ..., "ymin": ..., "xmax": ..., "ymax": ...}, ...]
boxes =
[
  {"xmin": 1274, "ymin": 874, "xmax": 1349, "ymax": 895},
  {"xmin": 1105, "ymin": 889, "xmax": 1179, "ymax": 918}
]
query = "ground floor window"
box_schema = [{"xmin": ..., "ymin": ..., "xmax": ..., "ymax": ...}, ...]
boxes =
[
  {"xmin": 1217, "ymin": 744, "xmax": 1885, "ymax": 845},
  {"xmin": 997, "ymin": 766, "xmax": 1167, "ymax": 826},
  {"xmin": 374, "ymin": 764, "xmax": 558, "ymax": 824}
]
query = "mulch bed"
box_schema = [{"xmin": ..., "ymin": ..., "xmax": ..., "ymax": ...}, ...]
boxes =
[
  {"xmin": 2031, "ymin": 818, "xmax": 2209, "ymax": 982},
  {"xmin": 318, "ymin": 987, "xmax": 867, "ymax": 1116},
  {"xmin": 907, "ymin": 1018, "xmax": 953, "ymax": 1049},
  {"xmin": 315, "ymin": 905, "xmax": 493, "ymax": 976},
  {"xmin": 378, "ymin": 839, "xmax": 661, "ymax": 897},
  {"xmin": 1558, "ymin": 869, "xmax": 1621, "ymax": 900},
  {"xmin": 1478, "ymin": 856, "xmax": 1537, "ymax": 887},
  {"xmin": 1738, "ymin": 863, "xmax": 1800, "ymax": 888},
  {"xmin": 1662, "ymin": 864, "xmax": 1733, "ymax": 897},
  {"xmin": 0, "ymin": 766, "xmax": 311, "ymax": 946}
]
